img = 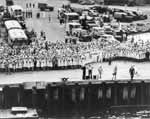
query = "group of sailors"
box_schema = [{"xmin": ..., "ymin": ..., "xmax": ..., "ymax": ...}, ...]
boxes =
[
  {"xmin": 101, "ymin": 41, "xmax": 150, "ymax": 60},
  {"xmin": 82, "ymin": 64, "xmax": 137, "ymax": 81},
  {"xmin": 0, "ymin": 56, "xmax": 84, "ymax": 73},
  {"xmin": 0, "ymin": 43, "xmax": 149, "ymax": 74}
]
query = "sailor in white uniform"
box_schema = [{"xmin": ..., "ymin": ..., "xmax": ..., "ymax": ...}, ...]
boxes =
[{"xmin": 36, "ymin": 59, "xmax": 40, "ymax": 71}]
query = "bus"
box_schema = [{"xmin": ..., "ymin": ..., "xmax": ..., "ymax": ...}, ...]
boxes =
[
  {"xmin": 7, "ymin": 28, "xmax": 28, "ymax": 46},
  {"xmin": 0, "ymin": 107, "xmax": 39, "ymax": 119},
  {"xmin": 3, "ymin": 19, "xmax": 28, "ymax": 46}
]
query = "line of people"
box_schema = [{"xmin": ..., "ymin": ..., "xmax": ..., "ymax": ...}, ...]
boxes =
[
  {"xmin": 0, "ymin": 56, "xmax": 83, "ymax": 74},
  {"xmin": 82, "ymin": 64, "xmax": 137, "ymax": 81}
]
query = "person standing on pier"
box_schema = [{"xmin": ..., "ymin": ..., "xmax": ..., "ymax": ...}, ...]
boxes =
[
  {"xmin": 48, "ymin": 14, "xmax": 51, "ymax": 23},
  {"xmin": 108, "ymin": 56, "xmax": 112, "ymax": 65},
  {"xmin": 33, "ymin": 3, "xmax": 35, "ymax": 8},
  {"xmin": 129, "ymin": 65, "xmax": 135, "ymax": 81},
  {"xmin": 145, "ymin": 50, "xmax": 150, "ymax": 60},
  {"xmin": 82, "ymin": 65, "xmax": 86, "ymax": 80},
  {"xmin": 112, "ymin": 65, "xmax": 117, "ymax": 80},
  {"xmin": 88, "ymin": 64, "xmax": 93, "ymax": 79},
  {"xmin": 98, "ymin": 65, "xmax": 103, "ymax": 79}
]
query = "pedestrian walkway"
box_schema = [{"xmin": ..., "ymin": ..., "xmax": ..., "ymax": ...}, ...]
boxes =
[
  {"xmin": 0, "ymin": 69, "xmax": 82, "ymax": 85},
  {"xmin": 0, "ymin": 61, "xmax": 150, "ymax": 85},
  {"xmin": 24, "ymin": 0, "xmax": 66, "ymax": 42},
  {"xmin": 89, "ymin": 61, "xmax": 150, "ymax": 80}
]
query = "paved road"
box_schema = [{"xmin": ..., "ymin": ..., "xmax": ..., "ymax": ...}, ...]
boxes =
[
  {"xmin": 0, "ymin": 69, "xmax": 82, "ymax": 85},
  {"xmin": 0, "ymin": 0, "xmax": 68, "ymax": 42},
  {"xmin": 14, "ymin": 0, "xmax": 68, "ymax": 42}
]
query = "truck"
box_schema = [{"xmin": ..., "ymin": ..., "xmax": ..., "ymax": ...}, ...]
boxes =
[
  {"xmin": 38, "ymin": 3, "xmax": 54, "ymax": 12},
  {"xmin": 0, "ymin": 107, "xmax": 39, "ymax": 119}
]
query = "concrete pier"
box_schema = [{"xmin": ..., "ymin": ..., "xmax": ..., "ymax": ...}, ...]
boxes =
[{"xmin": 0, "ymin": 79, "xmax": 150, "ymax": 116}]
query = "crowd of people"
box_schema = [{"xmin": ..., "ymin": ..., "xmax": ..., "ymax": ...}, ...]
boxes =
[{"xmin": 0, "ymin": 31, "xmax": 149, "ymax": 74}]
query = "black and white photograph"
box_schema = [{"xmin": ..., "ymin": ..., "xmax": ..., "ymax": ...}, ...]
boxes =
[{"xmin": 0, "ymin": 0, "xmax": 150, "ymax": 118}]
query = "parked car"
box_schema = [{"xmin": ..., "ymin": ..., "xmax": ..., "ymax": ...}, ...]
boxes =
[
  {"xmin": 79, "ymin": 35, "xmax": 92, "ymax": 42},
  {"xmin": 38, "ymin": 3, "xmax": 54, "ymax": 11},
  {"xmin": 92, "ymin": 27, "xmax": 105, "ymax": 39},
  {"xmin": 136, "ymin": 23, "xmax": 147, "ymax": 32},
  {"xmin": 79, "ymin": 0, "xmax": 95, "ymax": 5},
  {"xmin": 91, "ymin": 6, "xmax": 110, "ymax": 14},
  {"xmin": 132, "ymin": 11, "xmax": 147, "ymax": 20},
  {"xmin": 6, "ymin": 0, "xmax": 14, "ymax": 6},
  {"xmin": 104, "ymin": 25, "xmax": 114, "ymax": 35},
  {"xmin": 89, "ymin": 9, "xmax": 99, "ymax": 17},
  {"xmin": 114, "ymin": 12, "xmax": 134, "ymax": 22}
]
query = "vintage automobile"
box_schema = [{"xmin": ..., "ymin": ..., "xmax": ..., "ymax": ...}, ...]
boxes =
[
  {"xmin": 127, "ymin": 24, "xmax": 137, "ymax": 34},
  {"xmin": 66, "ymin": 22, "xmax": 81, "ymax": 34},
  {"xmin": 132, "ymin": 11, "xmax": 147, "ymax": 20},
  {"xmin": 79, "ymin": 0, "xmax": 95, "ymax": 5},
  {"xmin": 104, "ymin": 25, "xmax": 114, "ymax": 35},
  {"xmin": 114, "ymin": 12, "xmax": 134, "ymax": 22},
  {"xmin": 99, "ymin": 34, "xmax": 120, "ymax": 44},
  {"xmin": 136, "ymin": 23, "xmax": 147, "ymax": 32},
  {"xmin": 88, "ymin": 9, "xmax": 99, "ymax": 17},
  {"xmin": 79, "ymin": 35, "xmax": 92, "ymax": 42},
  {"xmin": 38, "ymin": 3, "xmax": 54, "ymax": 12},
  {"xmin": 92, "ymin": 27, "xmax": 105, "ymax": 39},
  {"xmin": 86, "ymin": 21, "xmax": 98, "ymax": 30},
  {"xmin": 90, "ymin": 6, "xmax": 110, "ymax": 14}
]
